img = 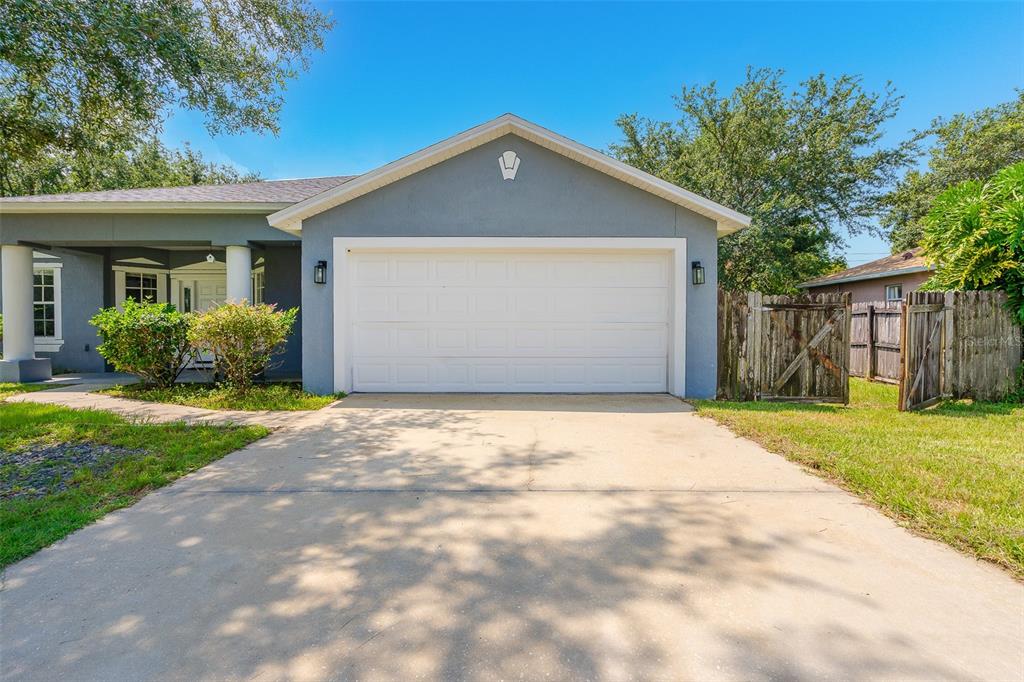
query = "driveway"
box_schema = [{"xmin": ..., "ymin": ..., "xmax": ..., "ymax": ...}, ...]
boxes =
[{"xmin": 2, "ymin": 394, "xmax": 1021, "ymax": 681}]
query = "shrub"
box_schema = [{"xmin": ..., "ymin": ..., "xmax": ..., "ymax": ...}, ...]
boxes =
[
  {"xmin": 89, "ymin": 300, "xmax": 194, "ymax": 387},
  {"xmin": 188, "ymin": 302, "xmax": 297, "ymax": 390}
]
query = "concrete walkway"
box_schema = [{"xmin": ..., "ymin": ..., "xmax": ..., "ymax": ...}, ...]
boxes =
[
  {"xmin": 5, "ymin": 379, "xmax": 317, "ymax": 429},
  {"xmin": 1, "ymin": 394, "xmax": 1021, "ymax": 681}
]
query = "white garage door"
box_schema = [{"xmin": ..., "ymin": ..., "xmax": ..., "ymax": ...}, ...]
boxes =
[{"xmin": 348, "ymin": 249, "xmax": 671, "ymax": 392}]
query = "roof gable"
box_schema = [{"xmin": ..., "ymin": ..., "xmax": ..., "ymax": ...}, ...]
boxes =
[{"xmin": 267, "ymin": 114, "xmax": 751, "ymax": 236}]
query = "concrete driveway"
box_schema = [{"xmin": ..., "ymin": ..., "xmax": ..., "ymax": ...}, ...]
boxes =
[{"xmin": 2, "ymin": 394, "xmax": 1021, "ymax": 681}]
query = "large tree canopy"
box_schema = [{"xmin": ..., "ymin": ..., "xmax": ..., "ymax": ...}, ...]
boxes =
[
  {"xmin": 611, "ymin": 67, "xmax": 915, "ymax": 292},
  {"xmin": 0, "ymin": 0, "xmax": 332, "ymax": 195},
  {"xmin": 920, "ymin": 162, "xmax": 1024, "ymax": 325},
  {"xmin": 884, "ymin": 92, "xmax": 1024, "ymax": 252},
  {"xmin": 6, "ymin": 137, "xmax": 262, "ymax": 197}
]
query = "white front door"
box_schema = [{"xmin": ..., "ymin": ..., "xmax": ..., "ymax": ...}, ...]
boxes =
[{"xmin": 343, "ymin": 248, "xmax": 675, "ymax": 393}]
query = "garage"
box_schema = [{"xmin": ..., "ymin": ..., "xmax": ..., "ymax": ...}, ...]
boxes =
[{"xmin": 333, "ymin": 238, "xmax": 687, "ymax": 395}]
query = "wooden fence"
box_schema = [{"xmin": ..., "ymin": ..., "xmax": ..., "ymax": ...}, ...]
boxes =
[
  {"xmin": 899, "ymin": 290, "xmax": 1022, "ymax": 410},
  {"xmin": 718, "ymin": 291, "xmax": 851, "ymax": 403},
  {"xmin": 850, "ymin": 302, "xmax": 902, "ymax": 382},
  {"xmin": 719, "ymin": 289, "xmax": 1021, "ymax": 408}
]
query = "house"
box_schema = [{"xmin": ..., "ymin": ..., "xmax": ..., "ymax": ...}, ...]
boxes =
[
  {"xmin": 0, "ymin": 114, "xmax": 750, "ymax": 397},
  {"xmin": 797, "ymin": 248, "xmax": 934, "ymax": 303}
]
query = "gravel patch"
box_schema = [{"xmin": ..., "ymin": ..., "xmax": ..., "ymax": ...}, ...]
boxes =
[{"xmin": 1, "ymin": 443, "xmax": 146, "ymax": 500}]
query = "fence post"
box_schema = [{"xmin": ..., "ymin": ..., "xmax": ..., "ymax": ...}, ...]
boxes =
[
  {"xmin": 897, "ymin": 292, "xmax": 910, "ymax": 411},
  {"xmin": 746, "ymin": 291, "xmax": 763, "ymax": 400},
  {"xmin": 943, "ymin": 291, "xmax": 956, "ymax": 398},
  {"xmin": 865, "ymin": 304, "xmax": 875, "ymax": 381},
  {"xmin": 842, "ymin": 293, "xmax": 852, "ymax": 404}
]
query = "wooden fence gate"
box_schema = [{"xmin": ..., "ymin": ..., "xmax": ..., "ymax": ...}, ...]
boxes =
[
  {"xmin": 899, "ymin": 292, "xmax": 947, "ymax": 410},
  {"xmin": 899, "ymin": 290, "xmax": 1023, "ymax": 410},
  {"xmin": 718, "ymin": 291, "xmax": 852, "ymax": 403}
]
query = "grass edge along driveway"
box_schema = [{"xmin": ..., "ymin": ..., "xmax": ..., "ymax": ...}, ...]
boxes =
[
  {"xmin": 1, "ymin": 384, "xmax": 268, "ymax": 568},
  {"xmin": 98, "ymin": 382, "xmax": 341, "ymax": 411},
  {"xmin": 696, "ymin": 379, "xmax": 1024, "ymax": 579}
]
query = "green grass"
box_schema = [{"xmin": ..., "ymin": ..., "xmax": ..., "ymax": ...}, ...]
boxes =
[
  {"xmin": 696, "ymin": 379, "xmax": 1024, "ymax": 577},
  {"xmin": 0, "ymin": 401, "xmax": 267, "ymax": 567},
  {"xmin": 98, "ymin": 382, "xmax": 341, "ymax": 411},
  {"xmin": 0, "ymin": 382, "xmax": 54, "ymax": 400}
]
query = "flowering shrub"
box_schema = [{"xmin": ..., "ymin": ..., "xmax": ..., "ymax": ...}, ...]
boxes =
[
  {"xmin": 188, "ymin": 302, "xmax": 297, "ymax": 390},
  {"xmin": 89, "ymin": 300, "xmax": 194, "ymax": 387}
]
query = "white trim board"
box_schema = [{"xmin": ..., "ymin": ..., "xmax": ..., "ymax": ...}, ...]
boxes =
[
  {"xmin": 332, "ymin": 236, "xmax": 686, "ymax": 396},
  {"xmin": 270, "ymin": 114, "xmax": 750, "ymax": 237}
]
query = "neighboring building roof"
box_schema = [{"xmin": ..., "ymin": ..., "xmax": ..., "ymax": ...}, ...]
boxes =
[
  {"xmin": 0, "ymin": 176, "xmax": 356, "ymax": 214},
  {"xmin": 267, "ymin": 113, "xmax": 752, "ymax": 237},
  {"xmin": 798, "ymin": 248, "xmax": 933, "ymax": 288}
]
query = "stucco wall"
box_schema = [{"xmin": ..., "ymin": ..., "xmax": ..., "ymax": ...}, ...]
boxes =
[
  {"xmin": 0, "ymin": 249, "xmax": 106, "ymax": 372},
  {"xmin": 806, "ymin": 271, "xmax": 932, "ymax": 303},
  {"xmin": 300, "ymin": 133, "xmax": 721, "ymax": 398},
  {"xmin": 263, "ymin": 245, "xmax": 303, "ymax": 377}
]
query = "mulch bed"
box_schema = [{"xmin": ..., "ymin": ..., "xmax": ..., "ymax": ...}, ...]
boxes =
[{"xmin": 1, "ymin": 444, "xmax": 145, "ymax": 500}]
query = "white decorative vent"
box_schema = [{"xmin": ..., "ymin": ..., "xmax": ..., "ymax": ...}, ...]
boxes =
[{"xmin": 498, "ymin": 150, "xmax": 520, "ymax": 180}]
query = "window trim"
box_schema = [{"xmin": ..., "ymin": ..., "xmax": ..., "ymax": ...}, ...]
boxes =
[
  {"xmin": 251, "ymin": 266, "xmax": 266, "ymax": 305},
  {"xmin": 885, "ymin": 283, "xmax": 903, "ymax": 302},
  {"xmin": 113, "ymin": 266, "xmax": 169, "ymax": 307},
  {"xmin": 33, "ymin": 264, "xmax": 63, "ymax": 352}
]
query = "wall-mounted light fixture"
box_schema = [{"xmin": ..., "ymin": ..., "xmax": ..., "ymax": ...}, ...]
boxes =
[
  {"xmin": 314, "ymin": 260, "xmax": 328, "ymax": 284},
  {"xmin": 691, "ymin": 261, "xmax": 705, "ymax": 285}
]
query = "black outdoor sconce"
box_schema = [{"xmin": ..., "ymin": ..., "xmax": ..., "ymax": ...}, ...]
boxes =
[
  {"xmin": 691, "ymin": 260, "xmax": 706, "ymax": 285},
  {"xmin": 314, "ymin": 260, "xmax": 328, "ymax": 284}
]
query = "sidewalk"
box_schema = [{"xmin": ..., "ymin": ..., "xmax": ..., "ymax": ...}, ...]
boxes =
[{"xmin": 6, "ymin": 378, "xmax": 321, "ymax": 429}]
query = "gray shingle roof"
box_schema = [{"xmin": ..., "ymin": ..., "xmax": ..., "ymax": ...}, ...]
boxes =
[{"xmin": 1, "ymin": 176, "xmax": 356, "ymax": 204}]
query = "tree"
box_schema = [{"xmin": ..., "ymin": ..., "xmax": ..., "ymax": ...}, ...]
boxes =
[
  {"xmin": 920, "ymin": 162, "xmax": 1024, "ymax": 325},
  {"xmin": 0, "ymin": 0, "xmax": 332, "ymax": 195},
  {"xmin": 884, "ymin": 92, "xmax": 1024, "ymax": 251},
  {"xmin": 611, "ymin": 67, "xmax": 916, "ymax": 292},
  {"xmin": 3, "ymin": 137, "xmax": 262, "ymax": 197}
]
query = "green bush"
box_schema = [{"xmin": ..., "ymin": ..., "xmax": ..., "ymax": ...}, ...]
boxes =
[
  {"xmin": 188, "ymin": 302, "xmax": 297, "ymax": 390},
  {"xmin": 89, "ymin": 300, "xmax": 194, "ymax": 387}
]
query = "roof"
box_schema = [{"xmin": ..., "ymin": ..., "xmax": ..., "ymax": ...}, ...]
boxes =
[
  {"xmin": 266, "ymin": 113, "xmax": 752, "ymax": 236},
  {"xmin": 798, "ymin": 248, "xmax": 933, "ymax": 288},
  {"xmin": 0, "ymin": 176, "xmax": 355, "ymax": 214}
]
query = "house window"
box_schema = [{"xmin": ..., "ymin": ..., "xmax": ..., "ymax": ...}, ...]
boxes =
[
  {"xmin": 33, "ymin": 269, "xmax": 58, "ymax": 337},
  {"xmin": 885, "ymin": 284, "xmax": 903, "ymax": 302},
  {"xmin": 251, "ymin": 268, "xmax": 265, "ymax": 305},
  {"xmin": 125, "ymin": 272, "xmax": 159, "ymax": 303}
]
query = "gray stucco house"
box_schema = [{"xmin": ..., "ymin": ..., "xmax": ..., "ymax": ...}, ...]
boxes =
[{"xmin": 0, "ymin": 114, "xmax": 749, "ymax": 397}]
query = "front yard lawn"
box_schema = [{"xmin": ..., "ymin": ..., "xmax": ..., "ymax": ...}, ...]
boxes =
[
  {"xmin": 98, "ymin": 382, "xmax": 340, "ymax": 411},
  {"xmin": 696, "ymin": 379, "xmax": 1024, "ymax": 578},
  {"xmin": 0, "ymin": 401, "xmax": 267, "ymax": 568},
  {"xmin": 0, "ymin": 382, "xmax": 54, "ymax": 400}
]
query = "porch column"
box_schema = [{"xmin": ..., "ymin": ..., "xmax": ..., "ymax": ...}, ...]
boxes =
[
  {"xmin": 0, "ymin": 245, "xmax": 51, "ymax": 382},
  {"xmin": 225, "ymin": 245, "xmax": 251, "ymax": 303},
  {"xmin": 1, "ymin": 245, "xmax": 35, "ymax": 360}
]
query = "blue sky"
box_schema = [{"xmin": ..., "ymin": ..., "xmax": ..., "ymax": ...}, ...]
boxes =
[{"xmin": 163, "ymin": 1, "xmax": 1024, "ymax": 266}]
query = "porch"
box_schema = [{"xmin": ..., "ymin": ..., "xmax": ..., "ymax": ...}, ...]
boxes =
[{"xmin": 0, "ymin": 241, "xmax": 302, "ymax": 382}]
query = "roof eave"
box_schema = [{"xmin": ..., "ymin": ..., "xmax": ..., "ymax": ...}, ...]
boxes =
[
  {"xmin": 267, "ymin": 114, "xmax": 752, "ymax": 238},
  {"xmin": 0, "ymin": 201, "xmax": 293, "ymax": 215},
  {"xmin": 797, "ymin": 265, "xmax": 933, "ymax": 288}
]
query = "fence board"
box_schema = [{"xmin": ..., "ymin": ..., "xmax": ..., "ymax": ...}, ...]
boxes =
[{"xmin": 850, "ymin": 301, "xmax": 903, "ymax": 382}]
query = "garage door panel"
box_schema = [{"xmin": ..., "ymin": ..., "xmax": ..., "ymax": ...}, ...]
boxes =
[
  {"xmin": 352, "ymin": 357, "xmax": 668, "ymax": 392},
  {"xmin": 351, "ymin": 287, "xmax": 668, "ymax": 323},
  {"xmin": 347, "ymin": 249, "xmax": 671, "ymax": 393},
  {"xmin": 352, "ymin": 323, "xmax": 667, "ymax": 358}
]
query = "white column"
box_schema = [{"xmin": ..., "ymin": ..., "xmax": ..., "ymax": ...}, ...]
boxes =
[
  {"xmin": 225, "ymin": 245, "xmax": 252, "ymax": 303},
  {"xmin": 1, "ymin": 245, "xmax": 36, "ymax": 360}
]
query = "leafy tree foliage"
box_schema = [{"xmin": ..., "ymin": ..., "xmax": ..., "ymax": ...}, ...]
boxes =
[
  {"xmin": 611, "ymin": 67, "xmax": 915, "ymax": 292},
  {"xmin": 885, "ymin": 92, "xmax": 1024, "ymax": 251},
  {"xmin": 3, "ymin": 137, "xmax": 261, "ymax": 197},
  {"xmin": 920, "ymin": 162, "xmax": 1024, "ymax": 325},
  {"xmin": 0, "ymin": 0, "xmax": 332, "ymax": 194}
]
